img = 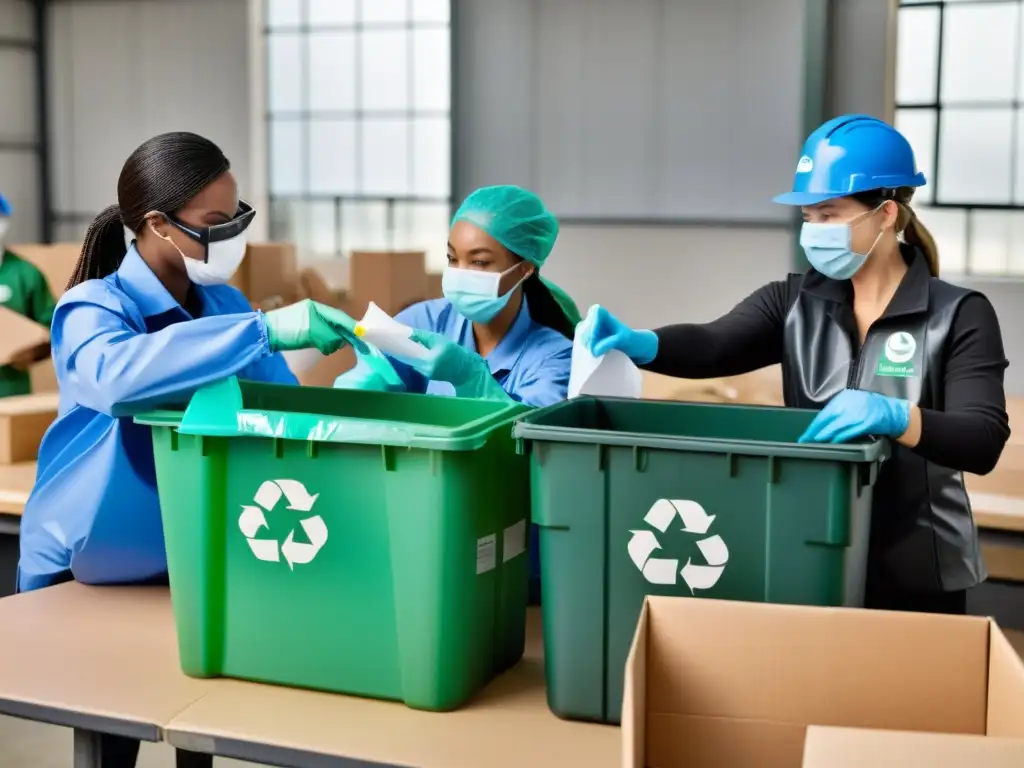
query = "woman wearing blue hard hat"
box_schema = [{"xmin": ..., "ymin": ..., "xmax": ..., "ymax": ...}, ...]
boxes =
[{"xmin": 580, "ymin": 114, "xmax": 1010, "ymax": 615}]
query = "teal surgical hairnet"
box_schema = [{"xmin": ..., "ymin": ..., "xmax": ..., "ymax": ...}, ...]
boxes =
[{"xmin": 451, "ymin": 185, "xmax": 559, "ymax": 267}]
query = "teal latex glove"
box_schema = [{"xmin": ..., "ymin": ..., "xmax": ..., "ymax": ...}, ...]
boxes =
[
  {"xmin": 406, "ymin": 329, "xmax": 511, "ymax": 402},
  {"xmin": 334, "ymin": 346, "xmax": 406, "ymax": 392},
  {"xmin": 264, "ymin": 300, "xmax": 368, "ymax": 356},
  {"xmin": 578, "ymin": 305, "xmax": 658, "ymax": 365},
  {"xmin": 798, "ymin": 389, "xmax": 911, "ymax": 444}
]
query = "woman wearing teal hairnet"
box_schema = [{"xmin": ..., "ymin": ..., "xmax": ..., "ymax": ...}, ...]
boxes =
[{"xmin": 335, "ymin": 185, "xmax": 579, "ymax": 408}]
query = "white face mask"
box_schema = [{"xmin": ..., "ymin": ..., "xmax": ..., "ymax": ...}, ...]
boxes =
[{"xmin": 151, "ymin": 223, "xmax": 248, "ymax": 286}]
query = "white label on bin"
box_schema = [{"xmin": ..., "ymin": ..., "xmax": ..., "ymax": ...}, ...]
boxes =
[
  {"xmin": 476, "ymin": 534, "xmax": 497, "ymax": 575},
  {"xmin": 502, "ymin": 520, "xmax": 527, "ymax": 563}
]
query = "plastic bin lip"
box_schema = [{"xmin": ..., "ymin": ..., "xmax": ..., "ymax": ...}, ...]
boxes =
[
  {"xmin": 512, "ymin": 396, "xmax": 889, "ymax": 464},
  {"xmin": 134, "ymin": 378, "xmax": 528, "ymax": 452}
]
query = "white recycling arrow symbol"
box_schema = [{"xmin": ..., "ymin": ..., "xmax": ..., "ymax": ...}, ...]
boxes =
[
  {"xmin": 627, "ymin": 499, "xmax": 729, "ymax": 593},
  {"xmin": 238, "ymin": 479, "xmax": 328, "ymax": 570}
]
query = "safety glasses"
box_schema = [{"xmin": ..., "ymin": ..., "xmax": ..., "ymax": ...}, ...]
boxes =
[{"xmin": 162, "ymin": 199, "xmax": 256, "ymax": 253}]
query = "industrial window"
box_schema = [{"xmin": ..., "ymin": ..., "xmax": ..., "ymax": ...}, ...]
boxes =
[
  {"xmin": 264, "ymin": 0, "xmax": 452, "ymax": 269},
  {"xmin": 897, "ymin": 0, "xmax": 1024, "ymax": 276}
]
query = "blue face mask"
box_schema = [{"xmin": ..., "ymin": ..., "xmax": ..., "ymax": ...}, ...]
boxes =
[
  {"xmin": 443, "ymin": 263, "xmax": 527, "ymax": 323},
  {"xmin": 800, "ymin": 205, "xmax": 885, "ymax": 280}
]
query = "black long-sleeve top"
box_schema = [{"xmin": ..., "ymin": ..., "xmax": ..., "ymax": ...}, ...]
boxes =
[{"xmin": 643, "ymin": 280, "xmax": 1010, "ymax": 476}]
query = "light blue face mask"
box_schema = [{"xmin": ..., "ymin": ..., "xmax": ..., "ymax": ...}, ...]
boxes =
[
  {"xmin": 800, "ymin": 205, "xmax": 885, "ymax": 280},
  {"xmin": 442, "ymin": 263, "xmax": 527, "ymax": 323}
]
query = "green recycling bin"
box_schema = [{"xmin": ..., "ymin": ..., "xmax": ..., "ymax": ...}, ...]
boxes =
[
  {"xmin": 135, "ymin": 377, "xmax": 531, "ymax": 711},
  {"xmin": 512, "ymin": 396, "xmax": 888, "ymax": 724}
]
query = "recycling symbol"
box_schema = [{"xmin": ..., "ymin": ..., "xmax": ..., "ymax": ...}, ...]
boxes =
[
  {"xmin": 627, "ymin": 499, "xmax": 729, "ymax": 592},
  {"xmin": 238, "ymin": 479, "xmax": 328, "ymax": 570}
]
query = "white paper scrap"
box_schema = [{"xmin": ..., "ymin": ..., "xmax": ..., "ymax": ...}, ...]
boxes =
[
  {"xmin": 568, "ymin": 312, "xmax": 642, "ymax": 399},
  {"xmin": 356, "ymin": 302, "xmax": 431, "ymax": 362}
]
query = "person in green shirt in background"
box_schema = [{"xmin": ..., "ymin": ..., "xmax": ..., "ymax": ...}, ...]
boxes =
[{"xmin": 0, "ymin": 193, "xmax": 58, "ymax": 397}]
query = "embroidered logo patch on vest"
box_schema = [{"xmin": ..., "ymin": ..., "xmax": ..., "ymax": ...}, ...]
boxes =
[
  {"xmin": 877, "ymin": 331, "xmax": 917, "ymax": 377},
  {"xmin": 0, "ymin": 285, "xmax": 11, "ymax": 304}
]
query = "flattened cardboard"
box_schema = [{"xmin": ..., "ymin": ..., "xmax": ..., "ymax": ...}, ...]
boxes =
[
  {"xmin": 0, "ymin": 305, "xmax": 50, "ymax": 368},
  {"xmin": 803, "ymin": 727, "xmax": 1024, "ymax": 767},
  {"xmin": 0, "ymin": 393, "xmax": 59, "ymax": 464},
  {"xmin": 623, "ymin": 596, "xmax": 1024, "ymax": 768},
  {"xmin": 641, "ymin": 365, "xmax": 783, "ymax": 406}
]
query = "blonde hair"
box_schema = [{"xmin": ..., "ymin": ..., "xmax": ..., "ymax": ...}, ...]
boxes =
[{"xmin": 853, "ymin": 187, "xmax": 939, "ymax": 278}]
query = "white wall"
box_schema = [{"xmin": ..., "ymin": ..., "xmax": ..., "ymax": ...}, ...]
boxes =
[
  {"xmin": 454, "ymin": 0, "xmax": 809, "ymax": 330},
  {"xmin": 0, "ymin": 0, "xmax": 40, "ymax": 243},
  {"xmin": 456, "ymin": 0, "xmax": 1024, "ymax": 398},
  {"xmin": 47, "ymin": 0, "xmax": 252, "ymax": 242}
]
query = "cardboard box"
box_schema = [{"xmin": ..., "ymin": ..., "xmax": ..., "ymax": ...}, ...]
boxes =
[
  {"xmin": 0, "ymin": 392, "xmax": 59, "ymax": 464},
  {"xmin": 622, "ymin": 596, "xmax": 1024, "ymax": 768},
  {"xmin": 425, "ymin": 271, "xmax": 443, "ymax": 300},
  {"xmin": 297, "ymin": 347, "xmax": 355, "ymax": 388},
  {"xmin": 29, "ymin": 360, "xmax": 57, "ymax": 394},
  {"xmin": 231, "ymin": 242, "xmax": 300, "ymax": 308},
  {"xmin": 349, "ymin": 250, "xmax": 427, "ymax": 317},
  {"xmin": 802, "ymin": 726, "xmax": 1024, "ymax": 767},
  {"xmin": 8, "ymin": 243, "xmax": 81, "ymax": 299},
  {"xmin": 299, "ymin": 259, "xmax": 350, "ymax": 309},
  {"xmin": 0, "ymin": 306, "xmax": 50, "ymax": 368}
]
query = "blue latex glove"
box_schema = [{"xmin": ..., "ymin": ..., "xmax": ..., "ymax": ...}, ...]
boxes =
[
  {"xmin": 406, "ymin": 329, "xmax": 511, "ymax": 402},
  {"xmin": 798, "ymin": 389, "xmax": 911, "ymax": 444},
  {"xmin": 578, "ymin": 305, "xmax": 658, "ymax": 365}
]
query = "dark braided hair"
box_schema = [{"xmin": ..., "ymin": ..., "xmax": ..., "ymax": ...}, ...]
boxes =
[{"xmin": 67, "ymin": 132, "xmax": 231, "ymax": 291}]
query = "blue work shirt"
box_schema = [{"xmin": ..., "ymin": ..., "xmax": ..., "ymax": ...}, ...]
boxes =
[
  {"xmin": 389, "ymin": 296, "xmax": 571, "ymax": 408},
  {"xmin": 17, "ymin": 246, "xmax": 296, "ymax": 592}
]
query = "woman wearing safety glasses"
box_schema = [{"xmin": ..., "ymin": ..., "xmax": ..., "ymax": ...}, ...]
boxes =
[
  {"xmin": 18, "ymin": 133, "xmax": 365, "ymax": 606},
  {"xmin": 580, "ymin": 115, "xmax": 1010, "ymax": 617},
  {"xmin": 335, "ymin": 184, "xmax": 579, "ymax": 407}
]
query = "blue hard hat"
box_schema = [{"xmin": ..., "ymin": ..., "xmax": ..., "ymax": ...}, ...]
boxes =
[
  {"xmin": 773, "ymin": 114, "xmax": 926, "ymax": 206},
  {"xmin": 0, "ymin": 194, "xmax": 10, "ymax": 217}
]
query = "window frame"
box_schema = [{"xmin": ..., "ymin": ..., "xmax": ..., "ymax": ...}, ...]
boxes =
[
  {"xmin": 897, "ymin": 0, "xmax": 1024, "ymax": 276},
  {"xmin": 262, "ymin": 0, "xmax": 454, "ymax": 255}
]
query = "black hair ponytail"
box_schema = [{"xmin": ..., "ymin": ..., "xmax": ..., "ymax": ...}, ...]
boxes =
[
  {"xmin": 67, "ymin": 131, "xmax": 231, "ymax": 291},
  {"xmin": 67, "ymin": 205, "xmax": 127, "ymax": 291},
  {"xmin": 523, "ymin": 272, "xmax": 575, "ymax": 339}
]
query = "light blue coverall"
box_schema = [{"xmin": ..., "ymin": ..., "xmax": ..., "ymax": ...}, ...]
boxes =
[
  {"xmin": 348, "ymin": 295, "xmax": 572, "ymax": 408},
  {"xmin": 17, "ymin": 246, "xmax": 296, "ymax": 592}
]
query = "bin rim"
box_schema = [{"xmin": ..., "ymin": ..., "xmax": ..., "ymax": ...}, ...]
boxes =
[
  {"xmin": 511, "ymin": 396, "xmax": 889, "ymax": 464},
  {"xmin": 135, "ymin": 377, "xmax": 529, "ymax": 452}
]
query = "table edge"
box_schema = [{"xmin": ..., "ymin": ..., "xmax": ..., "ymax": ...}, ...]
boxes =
[
  {"xmin": 166, "ymin": 727, "xmax": 408, "ymax": 768},
  {"xmin": 0, "ymin": 696, "xmax": 160, "ymax": 741}
]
